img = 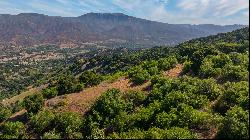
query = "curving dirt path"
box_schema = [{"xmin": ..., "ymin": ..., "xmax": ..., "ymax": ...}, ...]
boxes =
[
  {"xmin": 45, "ymin": 77, "xmax": 150, "ymax": 114},
  {"xmin": 45, "ymin": 64, "xmax": 184, "ymax": 114},
  {"xmin": 9, "ymin": 64, "xmax": 184, "ymax": 117}
]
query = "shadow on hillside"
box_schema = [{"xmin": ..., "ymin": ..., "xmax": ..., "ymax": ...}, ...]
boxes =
[{"xmin": 7, "ymin": 110, "xmax": 28, "ymax": 123}]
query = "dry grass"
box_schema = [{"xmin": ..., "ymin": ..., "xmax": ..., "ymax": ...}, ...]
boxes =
[
  {"xmin": 45, "ymin": 64, "xmax": 184, "ymax": 114},
  {"xmin": 1, "ymin": 84, "xmax": 46, "ymax": 106},
  {"xmin": 45, "ymin": 77, "xmax": 150, "ymax": 114},
  {"xmin": 8, "ymin": 64, "xmax": 183, "ymax": 119},
  {"xmin": 162, "ymin": 64, "xmax": 184, "ymax": 78}
]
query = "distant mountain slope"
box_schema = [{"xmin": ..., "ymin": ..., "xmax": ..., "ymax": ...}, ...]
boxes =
[{"xmin": 0, "ymin": 13, "xmax": 247, "ymax": 47}]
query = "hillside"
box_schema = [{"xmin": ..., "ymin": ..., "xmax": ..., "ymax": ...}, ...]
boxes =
[
  {"xmin": 0, "ymin": 28, "xmax": 249, "ymax": 139},
  {"xmin": 0, "ymin": 13, "xmax": 246, "ymax": 47}
]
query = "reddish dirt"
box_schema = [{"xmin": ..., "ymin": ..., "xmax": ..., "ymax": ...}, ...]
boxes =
[
  {"xmin": 162, "ymin": 64, "xmax": 184, "ymax": 78},
  {"xmin": 7, "ymin": 64, "xmax": 184, "ymax": 118},
  {"xmin": 45, "ymin": 78, "xmax": 150, "ymax": 114},
  {"xmin": 45, "ymin": 64, "xmax": 183, "ymax": 114}
]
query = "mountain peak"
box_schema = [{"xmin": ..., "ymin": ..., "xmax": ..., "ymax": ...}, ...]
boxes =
[
  {"xmin": 17, "ymin": 13, "xmax": 46, "ymax": 16},
  {"xmin": 0, "ymin": 13, "xmax": 246, "ymax": 47},
  {"xmin": 79, "ymin": 12, "xmax": 129, "ymax": 18}
]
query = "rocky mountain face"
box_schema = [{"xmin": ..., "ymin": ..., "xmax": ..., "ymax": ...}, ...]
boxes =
[{"xmin": 0, "ymin": 13, "xmax": 246, "ymax": 47}]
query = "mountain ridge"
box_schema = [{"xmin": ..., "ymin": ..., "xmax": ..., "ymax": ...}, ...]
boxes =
[{"xmin": 0, "ymin": 12, "xmax": 247, "ymax": 47}]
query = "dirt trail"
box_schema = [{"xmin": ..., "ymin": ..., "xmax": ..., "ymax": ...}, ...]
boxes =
[
  {"xmin": 45, "ymin": 64, "xmax": 184, "ymax": 114},
  {"xmin": 7, "ymin": 64, "xmax": 184, "ymax": 119},
  {"xmin": 45, "ymin": 77, "xmax": 150, "ymax": 114},
  {"xmin": 162, "ymin": 64, "xmax": 184, "ymax": 78},
  {"xmin": 5, "ymin": 64, "xmax": 216, "ymax": 139}
]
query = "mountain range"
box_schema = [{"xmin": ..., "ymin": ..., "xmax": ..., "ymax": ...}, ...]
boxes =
[{"xmin": 0, "ymin": 13, "xmax": 247, "ymax": 47}]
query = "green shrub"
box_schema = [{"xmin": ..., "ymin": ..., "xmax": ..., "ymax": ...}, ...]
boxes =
[
  {"xmin": 217, "ymin": 42, "xmax": 248, "ymax": 54},
  {"xmin": 200, "ymin": 54, "xmax": 232, "ymax": 78},
  {"xmin": 164, "ymin": 127, "xmax": 197, "ymax": 139},
  {"xmin": 23, "ymin": 93, "xmax": 44, "ymax": 114},
  {"xmin": 30, "ymin": 109, "xmax": 55, "ymax": 134},
  {"xmin": 79, "ymin": 71, "xmax": 103, "ymax": 87},
  {"xmin": 42, "ymin": 86, "xmax": 58, "ymax": 99},
  {"xmin": 155, "ymin": 111, "xmax": 178, "ymax": 129},
  {"xmin": 132, "ymin": 101, "xmax": 162, "ymax": 129},
  {"xmin": 163, "ymin": 91, "xmax": 189, "ymax": 110},
  {"xmin": 103, "ymin": 71, "xmax": 125, "ymax": 83},
  {"xmin": 110, "ymin": 111, "xmax": 133, "ymax": 133},
  {"xmin": 223, "ymin": 64, "xmax": 248, "ymax": 81},
  {"xmin": 0, "ymin": 107, "xmax": 11, "ymax": 122},
  {"xmin": 160, "ymin": 103, "xmax": 212, "ymax": 129},
  {"xmin": 182, "ymin": 60, "xmax": 192, "ymax": 74},
  {"xmin": 107, "ymin": 128, "xmax": 146, "ymax": 139},
  {"xmin": 196, "ymin": 78, "xmax": 222, "ymax": 100},
  {"xmin": 158, "ymin": 56, "xmax": 178, "ymax": 71},
  {"xmin": 0, "ymin": 121, "xmax": 25, "ymax": 139},
  {"xmin": 145, "ymin": 127, "xmax": 166, "ymax": 139},
  {"xmin": 87, "ymin": 128, "xmax": 105, "ymax": 139},
  {"xmin": 217, "ymin": 106, "xmax": 249, "ymax": 139},
  {"xmin": 162, "ymin": 91, "xmax": 209, "ymax": 110},
  {"xmin": 57, "ymin": 75, "xmax": 78, "ymax": 95},
  {"xmin": 128, "ymin": 66, "xmax": 150, "ymax": 85},
  {"xmin": 75, "ymin": 83, "xmax": 84, "ymax": 92},
  {"xmin": 91, "ymin": 89, "xmax": 132, "ymax": 125},
  {"xmin": 67, "ymin": 132, "xmax": 83, "ymax": 139},
  {"xmin": 199, "ymin": 53, "xmax": 248, "ymax": 82},
  {"xmin": 107, "ymin": 127, "xmax": 197, "ymax": 139},
  {"xmin": 148, "ymin": 66, "xmax": 159, "ymax": 75},
  {"xmin": 215, "ymin": 81, "xmax": 249, "ymax": 113},
  {"xmin": 9, "ymin": 101, "xmax": 24, "ymax": 113},
  {"xmin": 122, "ymin": 90, "xmax": 146, "ymax": 107},
  {"xmin": 42, "ymin": 130, "xmax": 61, "ymax": 139},
  {"xmin": 54, "ymin": 112, "xmax": 82, "ymax": 138},
  {"xmin": 150, "ymin": 75, "xmax": 169, "ymax": 86}
]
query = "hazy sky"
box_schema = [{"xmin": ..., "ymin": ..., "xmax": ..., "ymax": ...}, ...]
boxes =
[{"xmin": 0, "ymin": 0, "xmax": 249, "ymax": 25}]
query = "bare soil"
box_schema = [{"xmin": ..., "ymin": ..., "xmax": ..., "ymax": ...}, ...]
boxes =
[
  {"xmin": 162, "ymin": 64, "xmax": 184, "ymax": 78},
  {"xmin": 45, "ymin": 77, "xmax": 150, "ymax": 114}
]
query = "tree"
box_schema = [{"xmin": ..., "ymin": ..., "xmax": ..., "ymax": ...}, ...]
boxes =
[
  {"xmin": 128, "ymin": 66, "xmax": 150, "ymax": 85},
  {"xmin": 54, "ymin": 112, "xmax": 83, "ymax": 138},
  {"xmin": 91, "ymin": 89, "xmax": 130, "ymax": 123},
  {"xmin": 79, "ymin": 71, "xmax": 103, "ymax": 87},
  {"xmin": 122, "ymin": 90, "xmax": 146, "ymax": 107},
  {"xmin": 57, "ymin": 75, "xmax": 78, "ymax": 95},
  {"xmin": 158, "ymin": 58, "xmax": 171, "ymax": 71},
  {"xmin": 200, "ymin": 54, "xmax": 232, "ymax": 78},
  {"xmin": 42, "ymin": 86, "xmax": 58, "ymax": 99},
  {"xmin": 215, "ymin": 81, "xmax": 249, "ymax": 114},
  {"xmin": 0, "ymin": 107, "xmax": 11, "ymax": 122},
  {"xmin": 217, "ymin": 106, "xmax": 249, "ymax": 139},
  {"xmin": 0, "ymin": 121, "xmax": 26, "ymax": 139},
  {"xmin": 23, "ymin": 93, "xmax": 44, "ymax": 114},
  {"xmin": 30, "ymin": 109, "xmax": 55, "ymax": 134},
  {"xmin": 182, "ymin": 60, "xmax": 192, "ymax": 74}
]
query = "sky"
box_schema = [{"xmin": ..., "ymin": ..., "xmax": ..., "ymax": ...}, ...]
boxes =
[{"xmin": 0, "ymin": 0, "xmax": 249, "ymax": 25}]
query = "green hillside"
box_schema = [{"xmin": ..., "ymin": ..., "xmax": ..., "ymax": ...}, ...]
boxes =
[{"xmin": 0, "ymin": 27, "xmax": 249, "ymax": 139}]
